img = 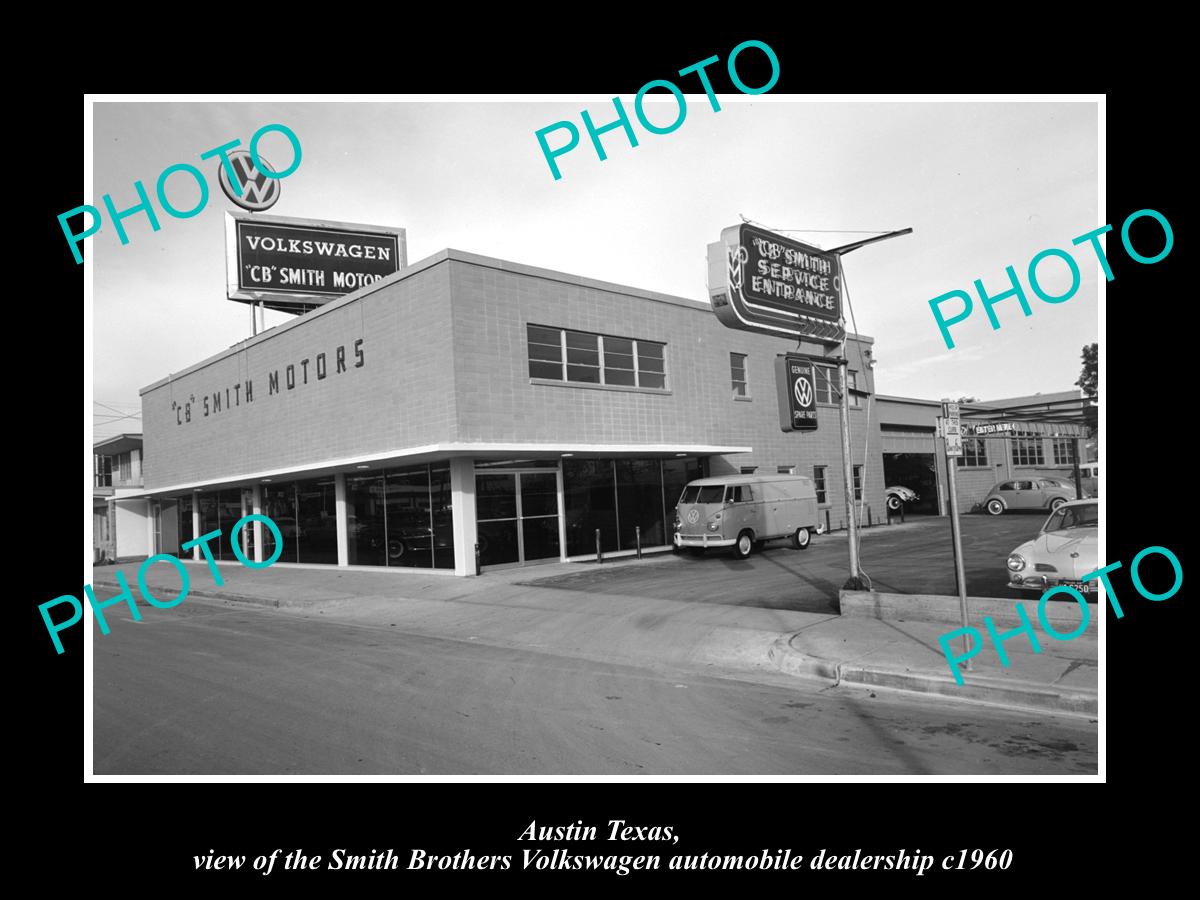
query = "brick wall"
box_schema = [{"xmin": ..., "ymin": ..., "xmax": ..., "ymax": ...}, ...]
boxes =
[
  {"xmin": 141, "ymin": 250, "xmax": 886, "ymax": 529},
  {"xmin": 446, "ymin": 255, "xmax": 884, "ymax": 527},
  {"xmin": 142, "ymin": 262, "xmax": 456, "ymax": 489}
]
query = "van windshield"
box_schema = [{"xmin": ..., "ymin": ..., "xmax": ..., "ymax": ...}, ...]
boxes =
[{"xmin": 680, "ymin": 485, "xmax": 725, "ymax": 504}]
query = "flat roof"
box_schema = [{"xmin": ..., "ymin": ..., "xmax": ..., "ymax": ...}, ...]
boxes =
[
  {"xmin": 93, "ymin": 433, "xmax": 143, "ymax": 454},
  {"xmin": 688, "ymin": 474, "xmax": 813, "ymax": 486},
  {"xmin": 140, "ymin": 248, "xmax": 874, "ymax": 395}
]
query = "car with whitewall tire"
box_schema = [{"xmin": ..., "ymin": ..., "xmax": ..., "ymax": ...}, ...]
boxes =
[{"xmin": 983, "ymin": 478, "xmax": 1083, "ymax": 515}]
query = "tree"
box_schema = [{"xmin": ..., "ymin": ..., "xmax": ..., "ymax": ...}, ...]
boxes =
[
  {"xmin": 1076, "ymin": 343, "xmax": 1098, "ymax": 403},
  {"xmin": 955, "ymin": 396, "xmax": 979, "ymax": 404},
  {"xmin": 1076, "ymin": 343, "xmax": 1098, "ymax": 439}
]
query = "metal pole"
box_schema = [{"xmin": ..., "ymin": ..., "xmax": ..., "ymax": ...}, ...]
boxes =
[
  {"xmin": 824, "ymin": 228, "xmax": 913, "ymax": 589},
  {"xmin": 1072, "ymin": 437, "xmax": 1084, "ymax": 498},
  {"xmin": 838, "ymin": 356, "xmax": 862, "ymax": 590},
  {"xmin": 635, "ymin": 525, "xmax": 642, "ymax": 559},
  {"xmin": 595, "ymin": 528, "xmax": 603, "ymax": 564},
  {"xmin": 944, "ymin": 443, "xmax": 971, "ymax": 671}
]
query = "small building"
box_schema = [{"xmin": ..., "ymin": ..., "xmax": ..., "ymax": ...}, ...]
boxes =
[
  {"xmin": 132, "ymin": 249, "xmax": 883, "ymax": 574},
  {"xmin": 92, "ymin": 433, "xmax": 150, "ymax": 563},
  {"xmin": 877, "ymin": 391, "xmax": 1092, "ymax": 515}
]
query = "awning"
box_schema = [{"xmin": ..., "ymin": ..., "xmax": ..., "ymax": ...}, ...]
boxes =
[{"xmin": 131, "ymin": 442, "xmax": 752, "ymax": 498}]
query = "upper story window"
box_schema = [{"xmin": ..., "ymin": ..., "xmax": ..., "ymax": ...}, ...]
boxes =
[
  {"xmin": 1052, "ymin": 439, "xmax": 1076, "ymax": 465},
  {"xmin": 814, "ymin": 364, "xmax": 861, "ymax": 406},
  {"xmin": 730, "ymin": 353, "xmax": 749, "ymax": 398},
  {"xmin": 527, "ymin": 325, "xmax": 666, "ymax": 390},
  {"xmin": 956, "ymin": 437, "xmax": 988, "ymax": 467},
  {"xmin": 1012, "ymin": 438, "xmax": 1045, "ymax": 466}
]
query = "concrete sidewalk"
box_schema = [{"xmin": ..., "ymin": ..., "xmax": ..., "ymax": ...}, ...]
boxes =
[
  {"xmin": 768, "ymin": 616, "xmax": 1097, "ymax": 715},
  {"xmin": 89, "ymin": 556, "xmax": 1097, "ymax": 716}
]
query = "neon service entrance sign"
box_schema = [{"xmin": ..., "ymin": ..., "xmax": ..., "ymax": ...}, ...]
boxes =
[{"xmin": 707, "ymin": 223, "xmax": 844, "ymax": 344}]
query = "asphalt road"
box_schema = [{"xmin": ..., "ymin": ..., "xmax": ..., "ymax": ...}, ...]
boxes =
[
  {"xmin": 93, "ymin": 598, "xmax": 1097, "ymax": 775},
  {"xmin": 520, "ymin": 515, "xmax": 1048, "ymax": 612}
]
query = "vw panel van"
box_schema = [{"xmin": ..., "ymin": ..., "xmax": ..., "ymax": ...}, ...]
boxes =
[{"xmin": 673, "ymin": 474, "xmax": 819, "ymax": 558}]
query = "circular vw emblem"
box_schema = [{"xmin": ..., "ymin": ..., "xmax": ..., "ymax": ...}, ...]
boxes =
[
  {"xmin": 218, "ymin": 151, "xmax": 280, "ymax": 211},
  {"xmin": 794, "ymin": 375, "xmax": 813, "ymax": 407},
  {"xmin": 686, "ymin": 509, "xmax": 700, "ymax": 524}
]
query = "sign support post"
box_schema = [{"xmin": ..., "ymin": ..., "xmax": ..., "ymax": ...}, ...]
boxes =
[
  {"xmin": 839, "ymin": 355, "xmax": 862, "ymax": 590},
  {"xmin": 941, "ymin": 401, "xmax": 971, "ymax": 672},
  {"xmin": 707, "ymin": 220, "xmax": 912, "ymax": 594},
  {"xmin": 1072, "ymin": 437, "xmax": 1084, "ymax": 498}
]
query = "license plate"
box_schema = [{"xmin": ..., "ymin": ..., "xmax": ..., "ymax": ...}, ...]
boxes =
[{"xmin": 1062, "ymin": 581, "xmax": 1092, "ymax": 593}]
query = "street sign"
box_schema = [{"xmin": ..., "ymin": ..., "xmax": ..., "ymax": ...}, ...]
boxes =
[
  {"xmin": 967, "ymin": 421, "xmax": 1016, "ymax": 435},
  {"xmin": 708, "ymin": 223, "xmax": 845, "ymax": 344},
  {"xmin": 775, "ymin": 354, "xmax": 818, "ymax": 432},
  {"xmin": 941, "ymin": 402, "xmax": 963, "ymax": 457},
  {"xmin": 225, "ymin": 212, "xmax": 406, "ymax": 314}
]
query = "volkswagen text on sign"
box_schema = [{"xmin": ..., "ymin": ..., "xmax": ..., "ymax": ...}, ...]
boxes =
[
  {"xmin": 708, "ymin": 223, "xmax": 844, "ymax": 344},
  {"xmin": 775, "ymin": 354, "xmax": 818, "ymax": 433},
  {"xmin": 218, "ymin": 150, "xmax": 281, "ymax": 212},
  {"xmin": 225, "ymin": 212, "xmax": 407, "ymax": 314}
]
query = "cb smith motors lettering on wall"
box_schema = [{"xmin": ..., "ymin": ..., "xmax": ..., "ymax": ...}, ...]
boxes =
[
  {"xmin": 57, "ymin": 123, "xmax": 302, "ymax": 263},
  {"xmin": 938, "ymin": 545, "xmax": 1183, "ymax": 684},
  {"xmin": 40, "ymin": 515, "xmax": 285, "ymax": 654},
  {"xmin": 535, "ymin": 39, "xmax": 781, "ymax": 181},
  {"xmin": 172, "ymin": 338, "xmax": 364, "ymax": 426}
]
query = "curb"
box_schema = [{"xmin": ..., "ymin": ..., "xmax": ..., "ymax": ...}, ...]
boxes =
[
  {"xmin": 90, "ymin": 577, "xmax": 332, "ymax": 611},
  {"xmin": 768, "ymin": 634, "xmax": 1097, "ymax": 716}
]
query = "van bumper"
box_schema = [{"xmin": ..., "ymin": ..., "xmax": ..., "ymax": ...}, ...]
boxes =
[{"xmin": 674, "ymin": 532, "xmax": 736, "ymax": 548}]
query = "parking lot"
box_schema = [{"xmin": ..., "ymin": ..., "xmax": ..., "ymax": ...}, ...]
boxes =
[{"xmin": 519, "ymin": 513, "xmax": 1053, "ymax": 613}]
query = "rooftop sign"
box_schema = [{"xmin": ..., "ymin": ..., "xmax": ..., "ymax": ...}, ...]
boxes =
[{"xmin": 225, "ymin": 212, "xmax": 406, "ymax": 314}]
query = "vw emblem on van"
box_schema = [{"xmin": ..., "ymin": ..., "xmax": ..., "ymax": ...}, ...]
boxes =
[
  {"xmin": 686, "ymin": 509, "xmax": 700, "ymax": 524},
  {"xmin": 218, "ymin": 151, "xmax": 281, "ymax": 211}
]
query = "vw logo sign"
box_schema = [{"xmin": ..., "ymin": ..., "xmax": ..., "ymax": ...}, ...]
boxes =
[
  {"xmin": 794, "ymin": 374, "xmax": 813, "ymax": 408},
  {"xmin": 686, "ymin": 509, "xmax": 700, "ymax": 524},
  {"xmin": 218, "ymin": 151, "xmax": 280, "ymax": 211}
]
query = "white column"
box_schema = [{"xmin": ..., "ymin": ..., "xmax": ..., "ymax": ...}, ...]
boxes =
[
  {"xmin": 191, "ymin": 491, "xmax": 202, "ymax": 561},
  {"xmin": 334, "ymin": 472, "xmax": 349, "ymax": 567},
  {"xmin": 239, "ymin": 490, "xmax": 249, "ymax": 558},
  {"xmin": 449, "ymin": 457, "xmax": 478, "ymax": 576},
  {"xmin": 146, "ymin": 499, "xmax": 157, "ymax": 555},
  {"xmin": 251, "ymin": 484, "xmax": 263, "ymax": 563},
  {"xmin": 556, "ymin": 463, "xmax": 567, "ymax": 561}
]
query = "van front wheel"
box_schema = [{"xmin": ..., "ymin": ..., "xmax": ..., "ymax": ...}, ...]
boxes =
[
  {"xmin": 792, "ymin": 527, "xmax": 812, "ymax": 550},
  {"xmin": 734, "ymin": 531, "xmax": 754, "ymax": 559}
]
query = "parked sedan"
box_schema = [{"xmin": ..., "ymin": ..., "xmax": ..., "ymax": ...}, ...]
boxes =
[
  {"xmin": 983, "ymin": 477, "xmax": 1082, "ymax": 515},
  {"xmin": 885, "ymin": 485, "xmax": 919, "ymax": 511},
  {"xmin": 1005, "ymin": 500, "xmax": 1098, "ymax": 595}
]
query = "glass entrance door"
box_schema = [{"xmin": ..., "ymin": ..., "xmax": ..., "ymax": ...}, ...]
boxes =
[{"xmin": 475, "ymin": 469, "xmax": 562, "ymax": 567}]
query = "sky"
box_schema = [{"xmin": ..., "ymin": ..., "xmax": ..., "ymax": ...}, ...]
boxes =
[{"xmin": 90, "ymin": 98, "xmax": 1098, "ymax": 441}]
